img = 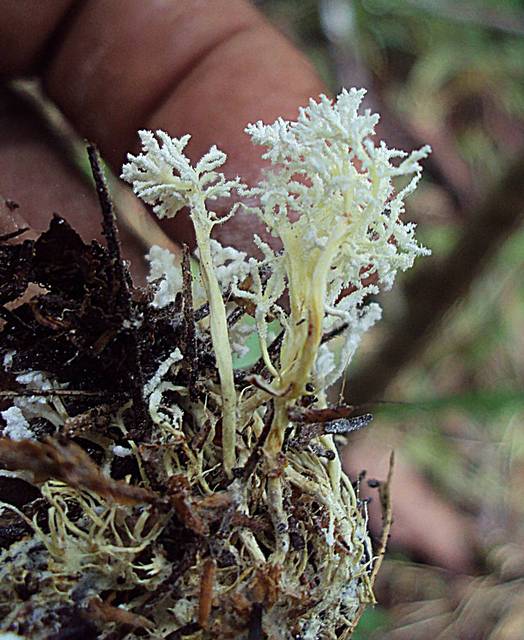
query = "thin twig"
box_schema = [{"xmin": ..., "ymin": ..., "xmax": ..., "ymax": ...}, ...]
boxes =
[
  {"xmin": 288, "ymin": 404, "xmax": 356, "ymax": 424},
  {"xmin": 182, "ymin": 245, "xmax": 198, "ymax": 401},
  {"xmin": 86, "ymin": 144, "xmax": 150, "ymax": 440},
  {"xmin": 242, "ymin": 401, "xmax": 274, "ymax": 481},
  {"xmin": 0, "ymin": 389, "xmax": 120, "ymax": 399},
  {"xmin": 321, "ymin": 321, "xmax": 349, "ymax": 344},
  {"xmin": 194, "ymin": 301, "xmax": 210, "ymax": 321},
  {"xmin": 347, "ymin": 451, "xmax": 394, "ymax": 635},
  {"xmin": 62, "ymin": 401, "xmax": 123, "ymax": 436},
  {"xmin": 86, "ymin": 144, "xmax": 127, "ymax": 295},
  {"xmin": 190, "ymin": 419, "xmax": 213, "ymax": 453},
  {"xmin": 198, "ymin": 558, "xmax": 216, "ymax": 629},
  {"xmin": 195, "ymin": 290, "xmax": 249, "ymax": 326},
  {"xmin": 0, "ymin": 227, "xmax": 29, "ymax": 243},
  {"xmin": 370, "ymin": 451, "xmax": 395, "ymax": 584},
  {"xmin": 0, "ymin": 306, "xmax": 33, "ymax": 331},
  {"xmin": 226, "ymin": 304, "xmax": 247, "ymax": 328},
  {"xmin": 165, "ymin": 623, "xmax": 200, "ymax": 639},
  {"xmin": 324, "ymin": 413, "xmax": 373, "ymax": 435},
  {"xmin": 287, "ymin": 413, "xmax": 373, "ymax": 450}
]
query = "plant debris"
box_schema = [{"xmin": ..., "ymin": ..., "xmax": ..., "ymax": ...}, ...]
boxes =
[{"xmin": 0, "ymin": 437, "xmax": 156, "ymax": 505}]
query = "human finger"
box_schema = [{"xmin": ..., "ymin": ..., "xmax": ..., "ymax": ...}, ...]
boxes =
[
  {"xmin": 0, "ymin": 1, "xmax": 325, "ymax": 251},
  {"xmin": 0, "ymin": 86, "xmax": 152, "ymax": 281}
]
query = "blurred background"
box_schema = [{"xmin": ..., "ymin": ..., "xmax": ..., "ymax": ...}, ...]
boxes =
[{"xmin": 255, "ymin": 0, "xmax": 524, "ymax": 638}]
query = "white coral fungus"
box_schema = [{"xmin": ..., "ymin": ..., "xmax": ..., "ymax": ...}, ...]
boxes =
[
  {"xmin": 121, "ymin": 88, "xmax": 430, "ymax": 639},
  {"xmin": 0, "ymin": 406, "xmax": 34, "ymax": 441},
  {"xmin": 123, "ymin": 88, "xmax": 430, "ymax": 404},
  {"xmin": 146, "ymin": 244, "xmax": 183, "ymax": 308}
]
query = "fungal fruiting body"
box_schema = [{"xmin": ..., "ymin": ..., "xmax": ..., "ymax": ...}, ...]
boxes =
[{"xmin": 0, "ymin": 89, "xmax": 429, "ymax": 639}]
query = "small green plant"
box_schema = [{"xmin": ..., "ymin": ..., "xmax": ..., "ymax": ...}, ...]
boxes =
[{"xmin": 0, "ymin": 88, "xmax": 429, "ymax": 639}]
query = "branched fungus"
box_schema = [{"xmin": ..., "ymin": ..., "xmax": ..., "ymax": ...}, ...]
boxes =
[{"xmin": 0, "ymin": 89, "xmax": 429, "ymax": 639}]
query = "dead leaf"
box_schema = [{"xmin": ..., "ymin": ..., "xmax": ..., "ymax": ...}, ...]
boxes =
[
  {"xmin": 87, "ymin": 597, "xmax": 154, "ymax": 629},
  {"xmin": 198, "ymin": 558, "xmax": 217, "ymax": 629},
  {"xmin": 0, "ymin": 437, "xmax": 157, "ymax": 505}
]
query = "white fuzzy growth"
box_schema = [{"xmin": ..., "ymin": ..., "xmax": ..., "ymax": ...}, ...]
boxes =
[
  {"xmin": 230, "ymin": 320, "xmax": 253, "ymax": 361},
  {"xmin": 146, "ymin": 245, "xmax": 183, "ymax": 308},
  {"xmin": 209, "ymin": 239, "xmax": 251, "ymax": 291},
  {"xmin": 121, "ymin": 130, "xmax": 241, "ymax": 220},
  {"xmin": 2, "ymin": 351, "xmax": 15, "ymax": 371},
  {"xmin": 144, "ymin": 349, "xmax": 185, "ymax": 436},
  {"xmin": 112, "ymin": 445, "xmax": 132, "ymax": 457},
  {"xmin": 316, "ymin": 297, "xmax": 382, "ymax": 389},
  {"xmin": 315, "ymin": 344, "xmax": 336, "ymax": 381},
  {"xmin": 193, "ymin": 239, "xmax": 251, "ymax": 293},
  {"xmin": 231, "ymin": 342, "xmax": 250, "ymax": 360},
  {"xmin": 15, "ymin": 371, "xmax": 52, "ymax": 389},
  {"xmin": 1, "ymin": 406, "xmax": 34, "ymax": 441},
  {"xmin": 13, "ymin": 370, "xmax": 68, "ymax": 428},
  {"xmin": 244, "ymin": 88, "xmax": 430, "ymax": 292},
  {"xmin": 144, "ymin": 349, "xmax": 183, "ymax": 398},
  {"xmin": 241, "ymin": 89, "xmax": 430, "ymax": 387}
]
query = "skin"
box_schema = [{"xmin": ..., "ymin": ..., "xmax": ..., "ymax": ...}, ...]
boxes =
[{"xmin": 0, "ymin": 0, "xmax": 324, "ymax": 256}]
